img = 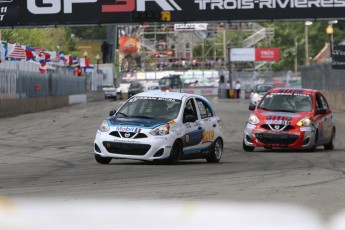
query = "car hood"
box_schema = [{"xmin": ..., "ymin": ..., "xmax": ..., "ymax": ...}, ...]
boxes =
[
  {"xmin": 108, "ymin": 116, "xmax": 168, "ymax": 128},
  {"xmin": 254, "ymin": 110, "xmax": 313, "ymax": 125}
]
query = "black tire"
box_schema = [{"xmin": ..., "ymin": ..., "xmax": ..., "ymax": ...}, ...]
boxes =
[
  {"xmin": 243, "ymin": 139, "xmax": 254, "ymax": 152},
  {"xmin": 264, "ymin": 146, "xmax": 272, "ymax": 150},
  {"xmin": 324, "ymin": 127, "xmax": 335, "ymax": 150},
  {"xmin": 206, "ymin": 138, "xmax": 223, "ymax": 163},
  {"xmin": 114, "ymin": 96, "xmax": 117, "ymax": 101},
  {"xmin": 167, "ymin": 140, "xmax": 182, "ymax": 164},
  {"xmin": 94, "ymin": 154, "xmax": 112, "ymax": 164}
]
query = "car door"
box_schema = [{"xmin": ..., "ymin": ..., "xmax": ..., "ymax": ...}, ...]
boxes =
[
  {"xmin": 315, "ymin": 93, "xmax": 332, "ymax": 143},
  {"xmin": 195, "ymin": 98, "xmax": 217, "ymax": 152},
  {"xmin": 181, "ymin": 97, "xmax": 204, "ymax": 154}
]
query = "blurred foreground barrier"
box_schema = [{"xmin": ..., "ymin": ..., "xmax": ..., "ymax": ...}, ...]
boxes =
[{"xmin": 0, "ymin": 199, "xmax": 327, "ymax": 230}]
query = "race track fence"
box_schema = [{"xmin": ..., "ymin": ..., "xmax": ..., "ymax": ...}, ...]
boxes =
[
  {"xmin": 0, "ymin": 66, "xmax": 89, "ymax": 117},
  {"xmin": 301, "ymin": 63, "xmax": 345, "ymax": 111}
]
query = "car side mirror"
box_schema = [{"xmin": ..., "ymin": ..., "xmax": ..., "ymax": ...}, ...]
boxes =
[
  {"xmin": 109, "ymin": 110, "xmax": 116, "ymax": 116},
  {"xmin": 248, "ymin": 104, "xmax": 256, "ymax": 111},
  {"xmin": 316, "ymin": 108, "xmax": 327, "ymax": 114},
  {"xmin": 184, "ymin": 114, "xmax": 196, "ymax": 123}
]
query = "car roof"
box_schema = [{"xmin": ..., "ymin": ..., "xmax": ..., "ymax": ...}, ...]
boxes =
[
  {"xmin": 255, "ymin": 83, "xmax": 275, "ymax": 86},
  {"xmin": 134, "ymin": 91, "xmax": 205, "ymax": 100},
  {"xmin": 268, "ymin": 88, "xmax": 317, "ymax": 94}
]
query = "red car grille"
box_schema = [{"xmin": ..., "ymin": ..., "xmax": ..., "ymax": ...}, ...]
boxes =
[{"xmin": 255, "ymin": 133, "xmax": 299, "ymax": 145}]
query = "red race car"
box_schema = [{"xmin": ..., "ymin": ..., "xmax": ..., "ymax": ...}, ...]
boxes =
[{"xmin": 243, "ymin": 88, "xmax": 335, "ymax": 152}]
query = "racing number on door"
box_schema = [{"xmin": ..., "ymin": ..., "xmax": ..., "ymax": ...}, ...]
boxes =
[
  {"xmin": 102, "ymin": 0, "xmax": 135, "ymax": 12},
  {"xmin": 202, "ymin": 130, "xmax": 214, "ymax": 144}
]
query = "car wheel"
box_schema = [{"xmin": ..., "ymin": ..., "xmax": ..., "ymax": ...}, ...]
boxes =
[
  {"xmin": 94, "ymin": 154, "xmax": 112, "ymax": 164},
  {"xmin": 243, "ymin": 139, "xmax": 254, "ymax": 152},
  {"xmin": 324, "ymin": 127, "xmax": 335, "ymax": 150},
  {"xmin": 114, "ymin": 96, "xmax": 117, "ymax": 101},
  {"xmin": 264, "ymin": 146, "xmax": 272, "ymax": 150},
  {"xmin": 206, "ymin": 138, "xmax": 223, "ymax": 163},
  {"xmin": 167, "ymin": 140, "xmax": 182, "ymax": 164}
]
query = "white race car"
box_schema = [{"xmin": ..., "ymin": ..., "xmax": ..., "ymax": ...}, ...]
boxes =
[{"xmin": 94, "ymin": 91, "xmax": 223, "ymax": 164}]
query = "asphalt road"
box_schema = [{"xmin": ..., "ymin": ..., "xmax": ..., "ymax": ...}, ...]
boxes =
[{"xmin": 1, "ymin": 98, "xmax": 345, "ymax": 219}]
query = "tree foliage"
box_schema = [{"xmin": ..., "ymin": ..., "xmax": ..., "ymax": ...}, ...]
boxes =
[{"xmin": 1, "ymin": 27, "xmax": 78, "ymax": 54}]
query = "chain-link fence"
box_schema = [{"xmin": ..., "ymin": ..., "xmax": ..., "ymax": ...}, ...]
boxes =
[
  {"xmin": 0, "ymin": 65, "xmax": 87, "ymax": 100},
  {"xmin": 300, "ymin": 63, "xmax": 345, "ymax": 92}
]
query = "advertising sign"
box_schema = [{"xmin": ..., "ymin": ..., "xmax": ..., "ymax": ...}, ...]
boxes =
[
  {"xmin": 174, "ymin": 23, "xmax": 208, "ymax": 31},
  {"xmin": 332, "ymin": 45, "xmax": 345, "ymax": 69},
  {"xmin": 230, "ymin": 48, "xmax": 255, "ymax": 62},
  {"xmin": 255, "ymin": 48, "xmax": 280, "ymax": 61},
  {"xmin": 0, "ymin": 1, "xmax": 344, "ymax": 27},
  {"xmin": 231, "ymin": 48, "xmax": 280, "ymax": 62}
]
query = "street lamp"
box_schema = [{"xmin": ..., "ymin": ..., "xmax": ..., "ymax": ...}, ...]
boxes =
[
  {"xmin": 326, "ymin": 20, "xmax": 337, "ymax": 59},
  {"xmin": 96, "ymin": 54, "xmax": 100, "ymax": 70},
  {"xmin": 304, "ymin": 21, "xmax": 313, "ymax": 66},
  {"xmin": 83, "ymin": 50, "xmax": 88, "ymax": 58},
  {"xmin": 326, "ymin": 25, "xmax": 334, "ymax": 58}
]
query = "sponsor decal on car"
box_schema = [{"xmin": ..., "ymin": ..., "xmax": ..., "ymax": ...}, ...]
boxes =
[
  {"xmin": 115, "ymin": 127, "xmax": 141, "ymax": 133},
  {"xmin": 265, "ymin": 120, "xmax": 290, "ymax": 125},
  {"xmin": 202, "ymin": 130, "xmax": 215, "ymax": 144}
]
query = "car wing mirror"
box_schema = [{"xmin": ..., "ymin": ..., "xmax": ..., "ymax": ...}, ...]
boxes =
[
  {"xmin": 109, "ymin": 110, "xmax": 117, "ymax": 116},
  {"xmin": 316, "ymin": 108, "xmax": 327, "ymax": 114},
  {"xmin": 184, "ymin": 114, "xmax": 196, "ymax": 123},
  {"xmin": 248, "ymin": 104, "xmax": 256, "ymax": 111}
]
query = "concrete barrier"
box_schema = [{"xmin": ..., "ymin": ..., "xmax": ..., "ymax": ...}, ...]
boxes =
[{"xmin": 0, "ymin": 97, "xmax": 69, "ymax": 117}]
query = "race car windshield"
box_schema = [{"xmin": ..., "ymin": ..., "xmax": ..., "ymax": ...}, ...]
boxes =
[
  {"xmin": 258, "ymin": 93, "xmax": 313, "ymax": 112},
  {"xmin": 255, "ymin": 85, "xmax": 274, "ymax": 93},
  {"xmin": 117, "ymin": 97, "xmax": 182, "ymax": 120}
]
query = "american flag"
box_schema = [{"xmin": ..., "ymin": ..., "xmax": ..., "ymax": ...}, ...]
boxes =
[{"xmin": 8, "ymin": 45, "xmax": 26, "ymax": 60}]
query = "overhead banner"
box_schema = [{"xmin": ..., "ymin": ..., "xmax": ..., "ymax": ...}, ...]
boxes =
[
  {"xmin": 231, "ymin": 48, "xmax": 280, "ymax": 62},
  {"xmin": 174, "ymin": 23, "xmax": 208, "ymax": 31},
  {"xmin": 332, "ymin": 45, "xmax": 345, "ymax": 69},
  {"xmin": 0, "ymin": 1, "xmax": 344, "ymax": 27}
]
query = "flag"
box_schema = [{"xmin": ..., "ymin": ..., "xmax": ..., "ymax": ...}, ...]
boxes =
[
  {"xmin": 25, "ymin": 46, "xmax": 35, "ymax": 61},
  {"xmin": 43, "ymin": 52, "xmax": 51, "ymax": 62},
  {"xmin": 8, "ymin": 44, "xmax": 26, "ymax": 60},
  {"xmin": 34, "ymin": 47, "xmax": 45, "ymax": 56},
  {"xmin": 0, "ymin": 42, "xmax": 8, "ymax": 62},
  {"xmin": 49, "ymin": 52, "xmax": 59, "ymax": 63},
  {"xmin": 79, "ymin": 57, "xmax": 90, "ymax": 67},
  {"xmin": 39, "ymin": 62, "xmax": 47, "ymax": 74}
]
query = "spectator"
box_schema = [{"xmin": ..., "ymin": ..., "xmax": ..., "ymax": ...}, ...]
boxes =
[{"xmin": 235, "ymin": 80, "xmax": 241, "ymax": 99}]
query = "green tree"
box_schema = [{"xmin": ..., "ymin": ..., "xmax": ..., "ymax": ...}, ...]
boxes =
[{"xmin": 1, "ymin": 27, "xmax": 78, "ymax": 54}]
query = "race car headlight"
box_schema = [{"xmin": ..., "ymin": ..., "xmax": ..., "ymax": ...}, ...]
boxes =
[
  {"xmin": 99, "ymin": 120, "xmax": 110, "ymax": 132},
  {"xmin": 150, "ymin": 124, "xmax": 170, "ymax": 136},
  {"xmin": 248, "ymin": 114, "xmax": 260, "ymax": 125},
  {"xmin": 297, "ymin": 117, "xmax": 312, "ymax": 127}
]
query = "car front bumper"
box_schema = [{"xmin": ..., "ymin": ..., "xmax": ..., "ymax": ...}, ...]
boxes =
[
  {"xmin": 94, "ymin": 130, "xmax": 175, "ymax": 161},
  {"xmin": 243, "ymin": 123, "xmax": 316, "ymax": 149}
]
